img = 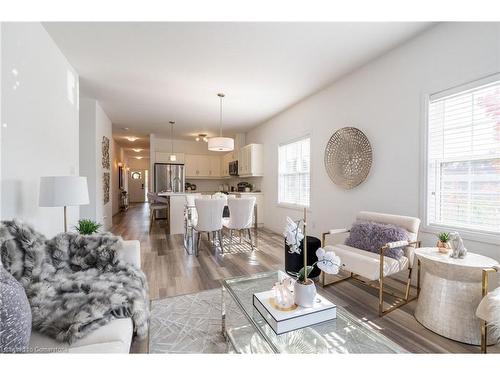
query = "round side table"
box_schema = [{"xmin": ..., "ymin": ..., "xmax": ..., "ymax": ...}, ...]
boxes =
[{"xmin": 414, "ymin": 247, "xmax": 498, "ymax": 345}]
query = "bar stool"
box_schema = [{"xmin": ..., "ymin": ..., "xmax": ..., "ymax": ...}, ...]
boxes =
[{"xmin": 147, "ymin": 192, "xmax": 169, "ymax": 232}]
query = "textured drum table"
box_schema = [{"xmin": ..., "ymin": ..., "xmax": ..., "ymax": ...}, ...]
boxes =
[{"xmin": 414, "ymin": 247, "xmax": 498, "ymax": 345}]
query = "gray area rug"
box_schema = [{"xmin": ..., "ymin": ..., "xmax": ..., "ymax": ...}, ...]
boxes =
[{"xmin": 149, "ymin": 288, "xmax": 228, "ymax": 353}]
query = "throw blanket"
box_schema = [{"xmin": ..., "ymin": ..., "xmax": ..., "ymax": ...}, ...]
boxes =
[{"xmin": 0, "ymin": 220, "xmax": 149, "ymax": 343}]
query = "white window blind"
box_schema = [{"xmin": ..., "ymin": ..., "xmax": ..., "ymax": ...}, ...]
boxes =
[
  {"xmin": 427, "ymin": 77, "xmax": 500, "ymax": 234},
  {"xmin": 278, "ymin": 137, "xmax": 310, "ymax": 207}
]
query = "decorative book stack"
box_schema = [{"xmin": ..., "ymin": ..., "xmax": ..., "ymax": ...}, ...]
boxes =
[{"xmin": 253, "ymin": 290, "xmax": 336, "ymax": 335}]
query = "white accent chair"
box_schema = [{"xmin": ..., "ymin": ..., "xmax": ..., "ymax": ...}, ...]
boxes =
[
  {"xmin": 194, "ymin": 198, "xmax": 225, "ymax": 256},
  {"xmin": 28, "ymin": 240, "xmax": 141, "ymax": 353},
  {"xmin": 322, "ymin": 211, "xmax": 421, "ymax": 316},
  {"xmin": 476, "ymin": 266, "xmax": 500, "ymax": 353},
  {"xmin": 223, "ymin": 197, "xmax": 256, "ymax": 251}
]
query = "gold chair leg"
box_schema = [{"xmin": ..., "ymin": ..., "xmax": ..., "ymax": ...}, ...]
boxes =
[
  {"xmin": 417, "ymin": 259, "xmax": 421, "ymax": 297},
  {"xmin": 379, "ymin": 249, "xmax": 385, "ymax": 316},
  {"xmin": 379, "ymin": 275, "xmax": 384, "ymax": 316},
  {"xmin": 481, "ymin": 321, "xmax": 488, "ymax": 354},
  {"xmin": 404, "ymin": 267, "xmax": 413, "ymax": 300}
]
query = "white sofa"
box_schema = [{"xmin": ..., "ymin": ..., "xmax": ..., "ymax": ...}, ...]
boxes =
[{"xmin": 28, "ymin": 240, "xmax": 142, "ymax": 353}]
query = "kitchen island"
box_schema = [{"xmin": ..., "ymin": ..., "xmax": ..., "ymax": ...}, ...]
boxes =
[
  {"xmin": 156, "ymin": 191, "xmax": 263, "ymax": 235},
  {"xmin": 157, "ymin": 192, "xmax": 187, "ymax": 235}
]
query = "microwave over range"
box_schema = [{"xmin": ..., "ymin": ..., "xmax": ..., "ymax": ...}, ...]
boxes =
[{"xmin": 229, "ymin": 160, "xmax": 238, "ymax": 176}]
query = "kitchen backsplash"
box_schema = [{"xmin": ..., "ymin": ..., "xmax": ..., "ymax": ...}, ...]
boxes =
[{"xmin": 185, "ymin": 176, "xmax": 262, "ymax": 192}]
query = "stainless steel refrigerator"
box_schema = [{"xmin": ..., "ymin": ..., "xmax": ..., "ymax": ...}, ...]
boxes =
[{"xmin": 154, "ymin": 163, "xmax": 185, "ymax": 218}]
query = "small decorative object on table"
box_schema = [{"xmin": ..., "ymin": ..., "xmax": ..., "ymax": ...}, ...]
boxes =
[
  {"xmin": 436, "ymin": 232, "xmax": 451, "ymax": 253},
  {"xmin": 74, "ymin": 219, "xmax": 102, "ymax": 235},
  {"xmin": 271, "ymin": 278, "xmax": 295, "ymax": 311},
  {"xmin": 288, "ymin": 209, "xmax": 341, "ymax": 307},
  {"xmin": 449, "ymin": 232, "xmax": 467, "ymax": 259}
]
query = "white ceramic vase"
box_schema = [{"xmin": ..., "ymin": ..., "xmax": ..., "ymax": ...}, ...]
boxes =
[{"xmin": 294, "ymin": 280, "xmax": 317, "ymax": 307}]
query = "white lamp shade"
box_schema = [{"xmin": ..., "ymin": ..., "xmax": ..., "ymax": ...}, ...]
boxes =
[
  {"xmin": 39, "ymin": 176, "xmax": 89, "ymax": 207},
  {"xmin": 207, "ymin": 137, "xmax": 234, "ymax": 152}
]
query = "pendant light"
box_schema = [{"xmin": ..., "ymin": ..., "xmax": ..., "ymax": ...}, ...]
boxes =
[
  {"xmin": 169, "ymin": 121, "xmax": 177, "ymax": 162},
  {"xmin": 208, "ymin": 93, "xmax": 234, "ymax": 152}
]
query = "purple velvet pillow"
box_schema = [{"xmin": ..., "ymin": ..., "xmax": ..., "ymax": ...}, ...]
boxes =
[{"xmin": 345, "ymin": 220, "xmax": 409, "ymax": 259}]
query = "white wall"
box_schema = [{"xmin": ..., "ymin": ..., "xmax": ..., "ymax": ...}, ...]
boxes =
[
  {"xmin": 79, "ymin": 98, "xmax": 113, "ymax": 230},
  {"xmin": 1, "ymin": 23, "xmax": 79, "ymax": 237},
  {"xmin": 127, "ymin": 157, "xmax": 150, "ymax": 170},
  {"xmin": 246, "ymin": 23, "xmax": 500, "ymax": 260},
  {"xmin": 112, "ymin": 139, "xmax": 124, "ymax": 215}
]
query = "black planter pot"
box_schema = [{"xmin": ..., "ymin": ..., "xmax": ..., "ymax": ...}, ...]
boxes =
[{"xmin": 284, "ymin": 236, "xmax": 322, "ymax": 278}]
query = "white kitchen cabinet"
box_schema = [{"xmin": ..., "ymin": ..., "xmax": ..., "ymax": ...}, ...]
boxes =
[
  {"xmin": 155, "ymin": 152, "xmax": 185, "ymax": 164},
  {"xmin": 184, "ymin": 154, "xmax": 198, "ymax": 177},
  {"xmin": 208, "ymin": 156, "xmax": 221, "ymax": 177},
  {"xmin": 185, "ymin": 154, "xmax": 222, "ymax": 178},
  {"xmin": 197, "ymin": 156, "xmax": 210, "ymax": 177},
  {"xmin": 238, "ymin": 144, "xmax": 263, "ymax": 177}
]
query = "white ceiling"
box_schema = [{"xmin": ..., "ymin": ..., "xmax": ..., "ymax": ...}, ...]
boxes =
[{"xmin": 44, "ymin": 22, "xmax": 433, "ymax": 140}]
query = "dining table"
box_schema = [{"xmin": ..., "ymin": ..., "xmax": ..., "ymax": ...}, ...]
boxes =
[{"xmin": 184, "ymin": 199, "xmax": 258, "ymax": 256}]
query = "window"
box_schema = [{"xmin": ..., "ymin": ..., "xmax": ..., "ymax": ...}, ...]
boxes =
[
  {"xmin": 426, "ymin": 76, "xmax": 500, "ymax": 235},
  {"xmin": 131, "ymin": 171, "xmax": 142, "ymax": 180},
  {"xmin": 278, "ymin": 137, "xmax": 310, "ymax": 208}
]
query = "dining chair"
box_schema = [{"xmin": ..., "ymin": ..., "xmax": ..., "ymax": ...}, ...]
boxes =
[
  {"xmin": 147, "ymin": 192, "xmax": 169, "ymax": 232},
  {"xmin": 194, "ymin": 197, "xmax": 225, "ymax": 255},
  {"xmin": 223, "ymin": 197, "xmax": 256, "ymax": 251},
  {"xmin": 183, "ymin": 193, "xmax": 202, "ymax": 254}
]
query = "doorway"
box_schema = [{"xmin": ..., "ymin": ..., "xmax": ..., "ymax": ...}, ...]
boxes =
[{"xmin": 129, "ymin": 169, "xmax": 147, "ymax": 202}]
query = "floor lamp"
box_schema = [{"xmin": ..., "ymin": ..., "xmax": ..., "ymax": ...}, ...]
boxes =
[{"xmin": 39, "ymin": 176, "xmax": 89, "ymax": 232}]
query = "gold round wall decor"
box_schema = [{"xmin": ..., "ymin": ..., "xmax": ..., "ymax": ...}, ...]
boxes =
[{"xmin": 324, "ymin": 127, "xmax": 372, "ymax": 189}]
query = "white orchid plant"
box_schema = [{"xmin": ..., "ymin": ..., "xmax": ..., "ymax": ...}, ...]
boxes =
[
  {"xmin": 284, "ymin": 217, "xmax": 304, "ymax": 254},
  {"xmin": 292, "ymin": 248, "xmax": 342, "ymax": 283}
]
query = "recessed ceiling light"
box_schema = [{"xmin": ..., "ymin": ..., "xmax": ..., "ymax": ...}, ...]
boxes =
[
  {"xmin": 135, "ymin": 156, "xmax": 143, "ymax": 159},
  {"xmin": 126, "ymin": 136, "xmax": 138, "ymax": 142},
  {"xmin": 132, "ymin": 148, "xmax": 142, "ymax": 152},
  {"xmin": 122, "ymin": 127, "xmax": 129, "ymax": 131}
]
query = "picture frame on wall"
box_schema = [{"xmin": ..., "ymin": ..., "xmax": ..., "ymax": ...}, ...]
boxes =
[{"xmin": 102, "ymin": 136, "xmax": 110, "ymax": 170}]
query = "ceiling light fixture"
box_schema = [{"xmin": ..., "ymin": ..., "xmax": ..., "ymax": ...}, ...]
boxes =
[
  {"xmin": 208, "ymin": 93, "xmax": 234, "ymax": 152},
  {"xmin": 135, "ymin": 156, "xmax": 143, "ymax": 160},
  {"xmin": 169, "ymin": 121, "xmax": 177, "ymax": 162},
  {"xmin": 132, "ymin": 148, "xmax": 142, "ymax": 152},
  {"xmin": 126, "ymin": 136, "xmax": 138, "ymax": 142},
  {"xmin": 195, "ymin": 133, "xmax": 207, "ymax": 142}
]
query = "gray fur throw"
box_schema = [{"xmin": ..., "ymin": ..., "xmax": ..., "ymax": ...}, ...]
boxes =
[{"xmin": 0, "ymin": 220, "xmax": 149, "ymax": 343}]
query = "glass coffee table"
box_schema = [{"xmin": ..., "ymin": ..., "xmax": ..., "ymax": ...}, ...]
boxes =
[{"xmin": 221, "ymin": 271, "xmax": 406, "ymax": 353}]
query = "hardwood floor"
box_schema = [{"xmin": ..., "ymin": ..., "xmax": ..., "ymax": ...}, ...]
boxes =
[{"xmin": 112, "ymin": 203, "xmax": 494, "ymax": 354}]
